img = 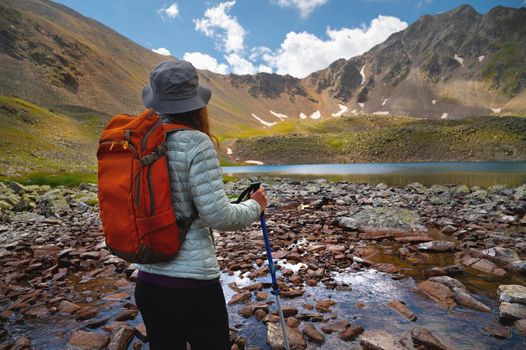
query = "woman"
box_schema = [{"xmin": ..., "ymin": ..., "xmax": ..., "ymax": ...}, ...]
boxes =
[{"xmin": 134, "ymin": 59, "xmax": 267, "ymax": 350}]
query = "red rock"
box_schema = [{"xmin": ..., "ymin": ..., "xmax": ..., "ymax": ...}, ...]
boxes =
[
  {"xmin": 302, "ymin": 323, "xmax": 325, "ymax": 344},
  {"xmin": 103, "ymin": 292, "xmax": 130, "ymax": 301},
  {"xmin": 134, "ymin": 323, "xmax": 148, "ymax": 342},
  {"xmin": 417, "ymin": 281, "xmax": 455, "ymax": 308},
  {"xmin": 281, "ymin": 289, "xmax": 304, "ymax": 298},
  {"xmin": 108, "ymin": 326, "xmax": 134, "ymax": 350},
  {"xmin": 339, "ymin": 326, "xmax": 364, "ymax": 341},
  {"xmin": 321, "ymin": 319, "xmax": 350, "ymax": 334},
  {"xmin": 59, "ymin": 300, "xmax": 81, "ymax": 314},
  {"xmin": 386, "ymin": 300, "xmax": 417, "ymax": 321},
  {"xmin": 286, "ymin": 317, "xmax": 300, "ymax": 328},
  {"xmin": 256, "ymin": 292, "xmax": 269, "ymax": 301},
  {"xmin": 373, "ymin": 263, "xmax": 400, "ymax": 274},
  {"xmin": 68, "ymin": 330, "xmax": 109, "ymax": 350},
  {"xmin": 228, "ymin": 291, "xmax": 251, "ymax": 305},
  {"xmin": 75, "ymin": 307, "xmax": 99, "ymax": 320},
  {"xmin": 114, "ymin": 309, "xmax": 137, "ymax": 321}
]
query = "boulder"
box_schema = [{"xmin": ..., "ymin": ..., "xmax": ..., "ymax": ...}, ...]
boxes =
[
  {"xmin": 266, "ymin": 322, "xmax": 306, "ymax": 350},
  {"xmin": 515, "ymin": 319, "xmax": 526, "ymax": 336},
  {"xmin": 514, "ymin": 185, "xmax": 526, "ymax": 200},
  {"xmin": 360, "ymin": 330, "xmax": 402, "ymax": 350},
  {"xmin": 417, "ymin": 281, "xmax": 455, "ymax": 308},
  {"xmin": 428, "ymin": 276, "xmax": 465, "ymax": 291},
  {"xmin": 338, "ymin": 207, "xmax": 427, "ymax": 236},
  {"xmin": 228, "ymin": 291, "xmax": 251, "ymax": 305},
  {"xmin": 37, "ymin": 189, "xmax": 69, "ymax": 216},
  {"xmin": 301, "ymin": 323, "xmax": 325, "ymax": 344},
  {"xmin": 339, "ymin": 325, "xmax": 364, "ymax": 341},
  {"xmin": 68, "ymin": 330, "xmax": 110, "ymax": 350},
  {"xmin": 108, "ymin": 327, "xmax": 134, "ymax": 350},
  {"xmin": 411, "ymin": 327, "xmax": 448, "ymax": 350},
  {"xmin": 417, "ymin": 241, "xmax": 455, "ymax": 252},
  {"xmin": 482, "ymin": 324, "xmax": 511, "ymax": 339},
  {"xmin": 497, "ymin": 285, "xmax": 526, "ymax": 305},
  {"xmin": 321, "ymin": 319, "xmax": 350, "ymax": 334},
  {"xmin": 451, "ymin": 287, "xmax": 490, "ymax": 312},
  {"xmin": 481, "ymin": 247, "xmax": 520, "ymax": 264},
  {"xmin": 498, "ymin": 302, "xmax": 526, "ymax": 322},
  {"xmin": 386, "ymin": 300, "xmax": 417, "ymax": 321}
]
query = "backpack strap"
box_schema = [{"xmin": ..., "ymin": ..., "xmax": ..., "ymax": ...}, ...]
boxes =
[{"xmin": 140, "ymin": 124, "xmax": 193, "ymax": 166}]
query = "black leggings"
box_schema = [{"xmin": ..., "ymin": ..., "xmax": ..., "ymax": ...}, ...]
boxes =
[{"xmin": 134, "ymin": 278, "xmax": 230, "ymax": 350}]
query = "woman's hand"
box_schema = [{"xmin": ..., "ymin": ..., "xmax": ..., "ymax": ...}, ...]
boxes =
[{"xmin": 250, "ymin": 187, "xmax": 267, "ymax": 213}]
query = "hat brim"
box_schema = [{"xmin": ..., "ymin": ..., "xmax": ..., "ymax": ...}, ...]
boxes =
[{"xmin": 142, "ymin": 84, "xmax": 212, "ymax": 114}]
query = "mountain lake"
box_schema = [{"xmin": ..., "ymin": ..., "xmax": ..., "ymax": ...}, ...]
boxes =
[{"xmin": 223, "ymin": 161, "xmax": 526, "ymax": 187}]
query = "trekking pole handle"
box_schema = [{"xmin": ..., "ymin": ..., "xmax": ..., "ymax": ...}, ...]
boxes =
[{"xmin": 233, "ymin": 182, "xmax": 261, "ymax": 204}]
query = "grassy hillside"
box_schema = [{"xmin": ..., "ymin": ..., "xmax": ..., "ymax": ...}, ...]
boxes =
[
  {"xmin": 0, "ymin": 95, "xmax": 98, "ymax": 176},
  {"xmin": 229, "ymin": 115, "xmax": 526, "ymax": 164}
]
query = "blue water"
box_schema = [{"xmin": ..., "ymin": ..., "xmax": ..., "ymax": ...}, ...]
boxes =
[{"xmin": 223, "ymin": 161, "xmax": 526, "ymax": 186}]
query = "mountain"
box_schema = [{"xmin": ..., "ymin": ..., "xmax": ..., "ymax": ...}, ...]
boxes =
[
  {"xmin": 301, "ymin": 4, "xmax": 526, "ymax": 118},
  {"xmin": 0, "ymin": 1, "xmax": 525, "ymax": 174}
]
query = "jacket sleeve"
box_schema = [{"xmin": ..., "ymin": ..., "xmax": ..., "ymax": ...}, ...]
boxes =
[{"xmin": 187, "ymin": 132, "xmax": 261, "ymax": 231}]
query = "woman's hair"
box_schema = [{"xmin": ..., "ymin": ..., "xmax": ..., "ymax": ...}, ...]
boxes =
[{"xmin": 165, "ymin": 107, "xmax": 218, "ymax": 147}]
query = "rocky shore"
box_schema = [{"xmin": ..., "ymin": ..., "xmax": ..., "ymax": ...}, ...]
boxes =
[{"xmin": 0, "ymin": 179, "xmax": 525, "ymax": 349}]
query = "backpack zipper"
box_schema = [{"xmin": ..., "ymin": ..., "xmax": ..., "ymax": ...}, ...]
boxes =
[
  {"xmin": 99, "ymin": 140, "xmax": 138, "ymax": 158},
  {"xmin": 147, "ymin": 165, "xmax": 155, "ymax": 216}
]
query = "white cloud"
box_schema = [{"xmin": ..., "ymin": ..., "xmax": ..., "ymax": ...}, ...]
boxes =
[
  {"xmin": 157, "ymin": 2, "xmax": 179, "ymax": 19},
  {"xmin": 152, "ymin": 47, "xmax": 172, "ymax": 56},
  {"xmin": 225, "ymin": 53, "xmax": 256, "ymax": 75},
  {"xmin": 274, "ymin": 0, "xmax": 329, "ymax": 18},
  {"xmin": 183, "ymin": 52, "xmax": 229, "ymax": 74},
  {"xmin": 257, "ymin": 64, "xmax": 273, "ymax": 73},
  {"xmin": 263, "ymin": 15, "xmax": 408, "ymax": 78},
  {"xmin": 194, "ymin": 1, "xmax": 246, "ymax": 53}
]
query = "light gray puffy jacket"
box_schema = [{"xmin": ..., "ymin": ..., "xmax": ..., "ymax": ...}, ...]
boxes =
[{"xmin": 136, "ymin": 117, "xmax": 261, "ymax": 279}]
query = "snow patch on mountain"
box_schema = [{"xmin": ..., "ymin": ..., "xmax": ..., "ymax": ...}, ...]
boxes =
[
  {"xmin": 227, "ymin": 148, "xmax": 233, "ymax": 155},
  {"xmin": 478, "ymin": 55, "xmax": 485, "ymax": 62},
  {"xmin": 245, "ymin": 160, "xmax": 264, "ymax": 165},
  {"xmin": 491, "ymin": 107, "xmax": 502, "ymax": 113},
  {"xmin": 252, "ymin": 113, "xmax": 277, "ymax": 127},
  {"xmin": 454, "ymin": 54, "xmax": 464, "ymax": 66},
  {"xmin": 441, "ymin": 113, "xmax": 448, "ymax": 119},
  {"xmin": 381, "ymin": 98, "xmax": 389, "ymax": 106},
  {"xmin": 309, "ymin": 111, "xmax": 321, "ymax": 119},
  {"xmin": 431, "ymin": 100, "xmax": 437, "ymax": 105},
  {"xmin": 299, "ymin": 112, "xmax": 308, "ymax": 120},
  {"xmin": 331, "ymin": 104, "xmax": 349, "ymax": 117},
  {"xmin": 358, "ymin": 103, "xmax": 365, "ymax": 108},
  {"xmin": 373, "ymin": 111, "xmax": 389, "ymax": 115},
  {"xmin": 360, "ymin": 65, "xmax": 366, "ymax": 85},
  {"xmin": 270, "ymin": 110, "xmax": 288, "ymax": 120}
]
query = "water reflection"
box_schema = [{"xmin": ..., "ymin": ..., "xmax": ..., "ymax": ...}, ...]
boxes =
[{"xmin": 223, "ymin": 161, "xmax": 526, "ymax": 187}]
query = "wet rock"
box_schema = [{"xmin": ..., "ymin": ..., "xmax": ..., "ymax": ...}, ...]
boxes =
[
  {"xmin": 68, "ymin": 330, "xmax": 110, "ymax": 350},
  {"xmin": 276, "ymin": 307, "xmax": 298, "ymax": 318},
  {"xmin": 114, "ymin": 309, "xmax": 137, "ymax": 321},
  {"xmin": 75, "ymin": 307, "xmax": 99, "ymax": 320},
  {"xmin": 515, "ymin": 319, "xmax": 526, "ymax": 336},
  {"xmin": 470, "ymin": 259, "xmax": 506, "ymax": 276},
  {"xmin": 428, "ymin": 276, "xmax": 466, "ymax": 291},
  {"xmin": 411, "ymin": 327, "xmax": 448, "ymax": 350},
  {"xmin": 338, "ymin": 207, "xmax": 427, "ymax": 235},
  {"xmin": 281, "ymin": 290, "xmax": 304, "ymax": 298},
  {"xmin": 498, "ymin": 302, "xmax": 526, "ymax": 322},
  {"xmin": 228, "ymin": 291, "xmax": 251, "ymax": 305},
  {"xmin": 24, "ymin": 305, "xmax": 50, "ymax": 318},
  {"xmin": 507, "ymin": 260, "xmax": 526, "ymax": 274},
  {"xmin": 256, "ymin": 292, "xmax": 269, "ymax": 301},
  {"xmin": 373, "ymin": 263, "xmax": 400, "ymax": 274},
  {"xmin": 452, "ymin": 287, "xmax": 490, "ymax": 312},
  {"xmin": 417, "ymin": 241, "xmax": 455, "ymax": 252},
  {"xmin": 10, "ymin": 337, "xmax": 31, "ymax": 350},
  {"xmin": 302, "ymin": 323, "xmax": 325, "ymax": 344},
  {"xmin": 417, "ymin": 281, "xmax": 455, "ymax": 308},
  {"xmin": 266, "ymin": 322, "xmax": 306, "ymax": 350},
  {"xmin": 133, "ymin": 323, "xmax": 147, "ymax": 342},
  {"xmin": 108, "ymin": 326, "xmax": 134, "ymax": 350},
  {"xmin": 481, "ymin": 247, "xmax": 520, "ymax": 264},
  {"xmin": 315, "ymin": 299, "xmax": 336, "ymax": 312},
  {"xmin": 497, "ymin": 285, "xmax": 526, "ymax": 305},
  {"xmin": 386, "ymin": 300, "xmax": 417, "ymax": 321},
  {"xmin": 59, "ymin": 301, "xmax": 81, "ymax": 314},
  {"xmin": 320, "ymin": 319, "xmax": 350, "ymax": 334},
  {"xmin": 360, "ymin": 330, "xmax": 402, "ymax": 350},
  {"xmin": 339, "ymin": 325, "xmax": 364, "ymax": 341},
  {"xmin": 482, "ymin": 324, "xmax": 512, "ymax": 339},
  {"xmin": 286, "ymin": 317, "xmax": 300, "ymax": 328}
]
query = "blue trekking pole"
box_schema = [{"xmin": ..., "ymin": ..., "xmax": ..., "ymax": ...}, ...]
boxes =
[{"xmin": 234, "ymin": 183, "xmax": 290, "ymax": 350}]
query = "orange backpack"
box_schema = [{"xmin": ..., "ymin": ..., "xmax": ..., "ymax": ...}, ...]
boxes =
[{"xmin": 97, "ymin": 109, "xmax": 194, "ymax": 264}]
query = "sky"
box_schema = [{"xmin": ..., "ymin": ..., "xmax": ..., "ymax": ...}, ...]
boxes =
[{"xmin": 52, "ymin": 0, "xmax": 525, "ymax": 78}]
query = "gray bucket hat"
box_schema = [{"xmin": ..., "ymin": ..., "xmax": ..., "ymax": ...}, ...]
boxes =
[{"xmin": 142, "ymin": 59, "xmax": 211, "ymax": 114}]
